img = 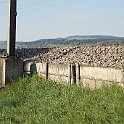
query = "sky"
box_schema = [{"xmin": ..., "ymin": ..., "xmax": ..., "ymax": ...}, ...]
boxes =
[{"xmin": 0, "ymin": 0, "xmax": 124, "ymax": 41}]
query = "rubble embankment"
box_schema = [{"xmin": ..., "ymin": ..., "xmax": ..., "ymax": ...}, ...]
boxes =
[
  {"xmin": 0, "ymin": 45, "xmax": 123, "ymax": 69},
  {"xmin": 33, "ymin": 45, "xmax": 124, "ymax": 69}
]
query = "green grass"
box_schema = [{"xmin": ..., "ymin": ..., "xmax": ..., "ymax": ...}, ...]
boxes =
[{"xmin": 0, "ymin": 75, "xmax": 124, "ymax": 124}]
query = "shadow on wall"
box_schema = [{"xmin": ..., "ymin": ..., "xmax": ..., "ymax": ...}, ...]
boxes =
[{"xmin": 30, "ymin": 63, "xmax": 37, "ymax": 76}]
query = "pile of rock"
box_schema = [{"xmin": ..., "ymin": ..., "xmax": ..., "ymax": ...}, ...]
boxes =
[
  {"xmin": 0, "ymin": 48, "xmax": 50, "ymax": 59},
  {"xmin": 33, "ymin": 45, "xmax": 124, "ymax": 69},
  {"xmin": 34, "ymin": 47, "xmax": 77, "ymax": 63},
  {"xmin": 16, "ymin": 48, "xmax": 50, "ymax": 60},
  {"xmin": 0, "ymin": 45, "xmax": 123, "ymax": 69}
]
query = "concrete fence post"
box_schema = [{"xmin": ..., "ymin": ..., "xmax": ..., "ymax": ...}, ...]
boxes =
[
  {"xmin": 24, "ymin": 61, "xmax": 31, "ymax": 76},
  {"xmin": 30, "ymin": 62, "xmax": 37, "ymax": 76},
  {"xmin": 0, "ymin": 58, "xmax": 5, "ymax": 88},
  {"xmin": 122, "ymin": 68, "xmax": 124, "ymax": 88},
  {"xmin": 71, "ymin": 63, "xmax": 76, "ymax": 84},
  {"xmin": 68, "ymin": 64, "xmax": 71, "ymax": 84},
  {"xmin": 46, "ymin": 63, "xmax": 49, "ymax": 80},
  {"xmin": 76, "ymin": 63, "xmax": 80, "ymax": 85}
]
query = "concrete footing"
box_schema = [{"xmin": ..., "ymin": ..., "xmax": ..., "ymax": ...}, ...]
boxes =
[{"xmin": 0, "ymin": 56, "xmax": 23, "ymax": 88}]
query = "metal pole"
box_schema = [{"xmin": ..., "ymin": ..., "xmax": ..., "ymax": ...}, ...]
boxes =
[{"xmin": 7, "ymin": 0, "xmax": 17, "ymax": 56}]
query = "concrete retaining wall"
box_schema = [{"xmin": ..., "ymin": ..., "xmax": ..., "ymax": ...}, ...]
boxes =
[
  {"xmin": 24, "ymin": 62, "xmax": 124, "ymax": 89},
  {"xmin": 79, "ymin": 66, "xmax": 124, "ymax": 89},
  {"xmin": 0, "ymin": 57, "xmax": 23, "ymax": 88},
  {"xmin": 37, "ymin": 63, "xmax": 70, "ymax": 84}
]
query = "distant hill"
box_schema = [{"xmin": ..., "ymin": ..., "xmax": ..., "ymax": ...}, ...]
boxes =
[
  {"xmin": 66, "ymin": 35, "xmax": 124, "ymax": 40},
  {"xmin": 0, "ymin": 41, "xmax": 6, "ymax": 49},
  {"xmin": 0, "ymin": 35, "xmax": 124, "ymax": 48}
]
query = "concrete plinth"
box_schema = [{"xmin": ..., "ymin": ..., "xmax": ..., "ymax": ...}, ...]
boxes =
[{"xmin": 0, "ymin": 57, "xmax": 23, "ymax": 88}]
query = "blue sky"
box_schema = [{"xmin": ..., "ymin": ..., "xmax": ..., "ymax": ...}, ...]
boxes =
[{"xmin": 0, "ymin": 0, "xmax": 124, "ymax": 41}]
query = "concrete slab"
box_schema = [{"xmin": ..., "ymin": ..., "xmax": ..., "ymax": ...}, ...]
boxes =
[
  {"xmin": 0, "ymin": 57, "xmax": 23, "ymax": 88},
  {"xmin": 5, "ymin": 57, "xmax": 23, "ymax": 84}
]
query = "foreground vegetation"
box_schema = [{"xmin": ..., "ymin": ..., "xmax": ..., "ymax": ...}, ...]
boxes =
[{"xmin": 0, "ymin": 75, "xmax": 124, "ymax": 124}]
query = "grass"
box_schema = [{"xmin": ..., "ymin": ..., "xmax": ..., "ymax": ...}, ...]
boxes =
[{"xmin": 0, "ymin": 74, "xmax": 124, "ymax": 124}]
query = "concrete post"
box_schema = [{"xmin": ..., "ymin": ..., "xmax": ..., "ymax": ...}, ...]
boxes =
[
  {"xmin": 7, "ymin": 0, "xmax": 17, "ymax": 56},
  {"xmin": 0, "ymin": 57, "xmax": 5, "ymax": 88},
  {"xmin": 122, "ymin": 68, "xmax": 124, "ymax": 88},
  {"xmin": 46, "ymin": 63, "xmax": 49, "ymax": 80},
  {"xmin": 30, "ymin": 62, "xmax": 37, "ymax": 76},
  {"xmin": 23, "ymin": 61, "xmax": 31, "ymax": 76},
  {"xmin": 76, "ymin": 63, "xmax": 80, "ymax": 85},
  {"xmin": 71, "ymin": 63, "xmax": 76, "ymax": 84},
  {"xmin": 68, "ymin": 64, "xmax": 71, "ymax": 84}
]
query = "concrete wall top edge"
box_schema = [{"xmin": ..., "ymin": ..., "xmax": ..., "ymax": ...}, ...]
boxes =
[{"xmin": 79, "ymin": 64, "xmax": 123, "ymax": 70}]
